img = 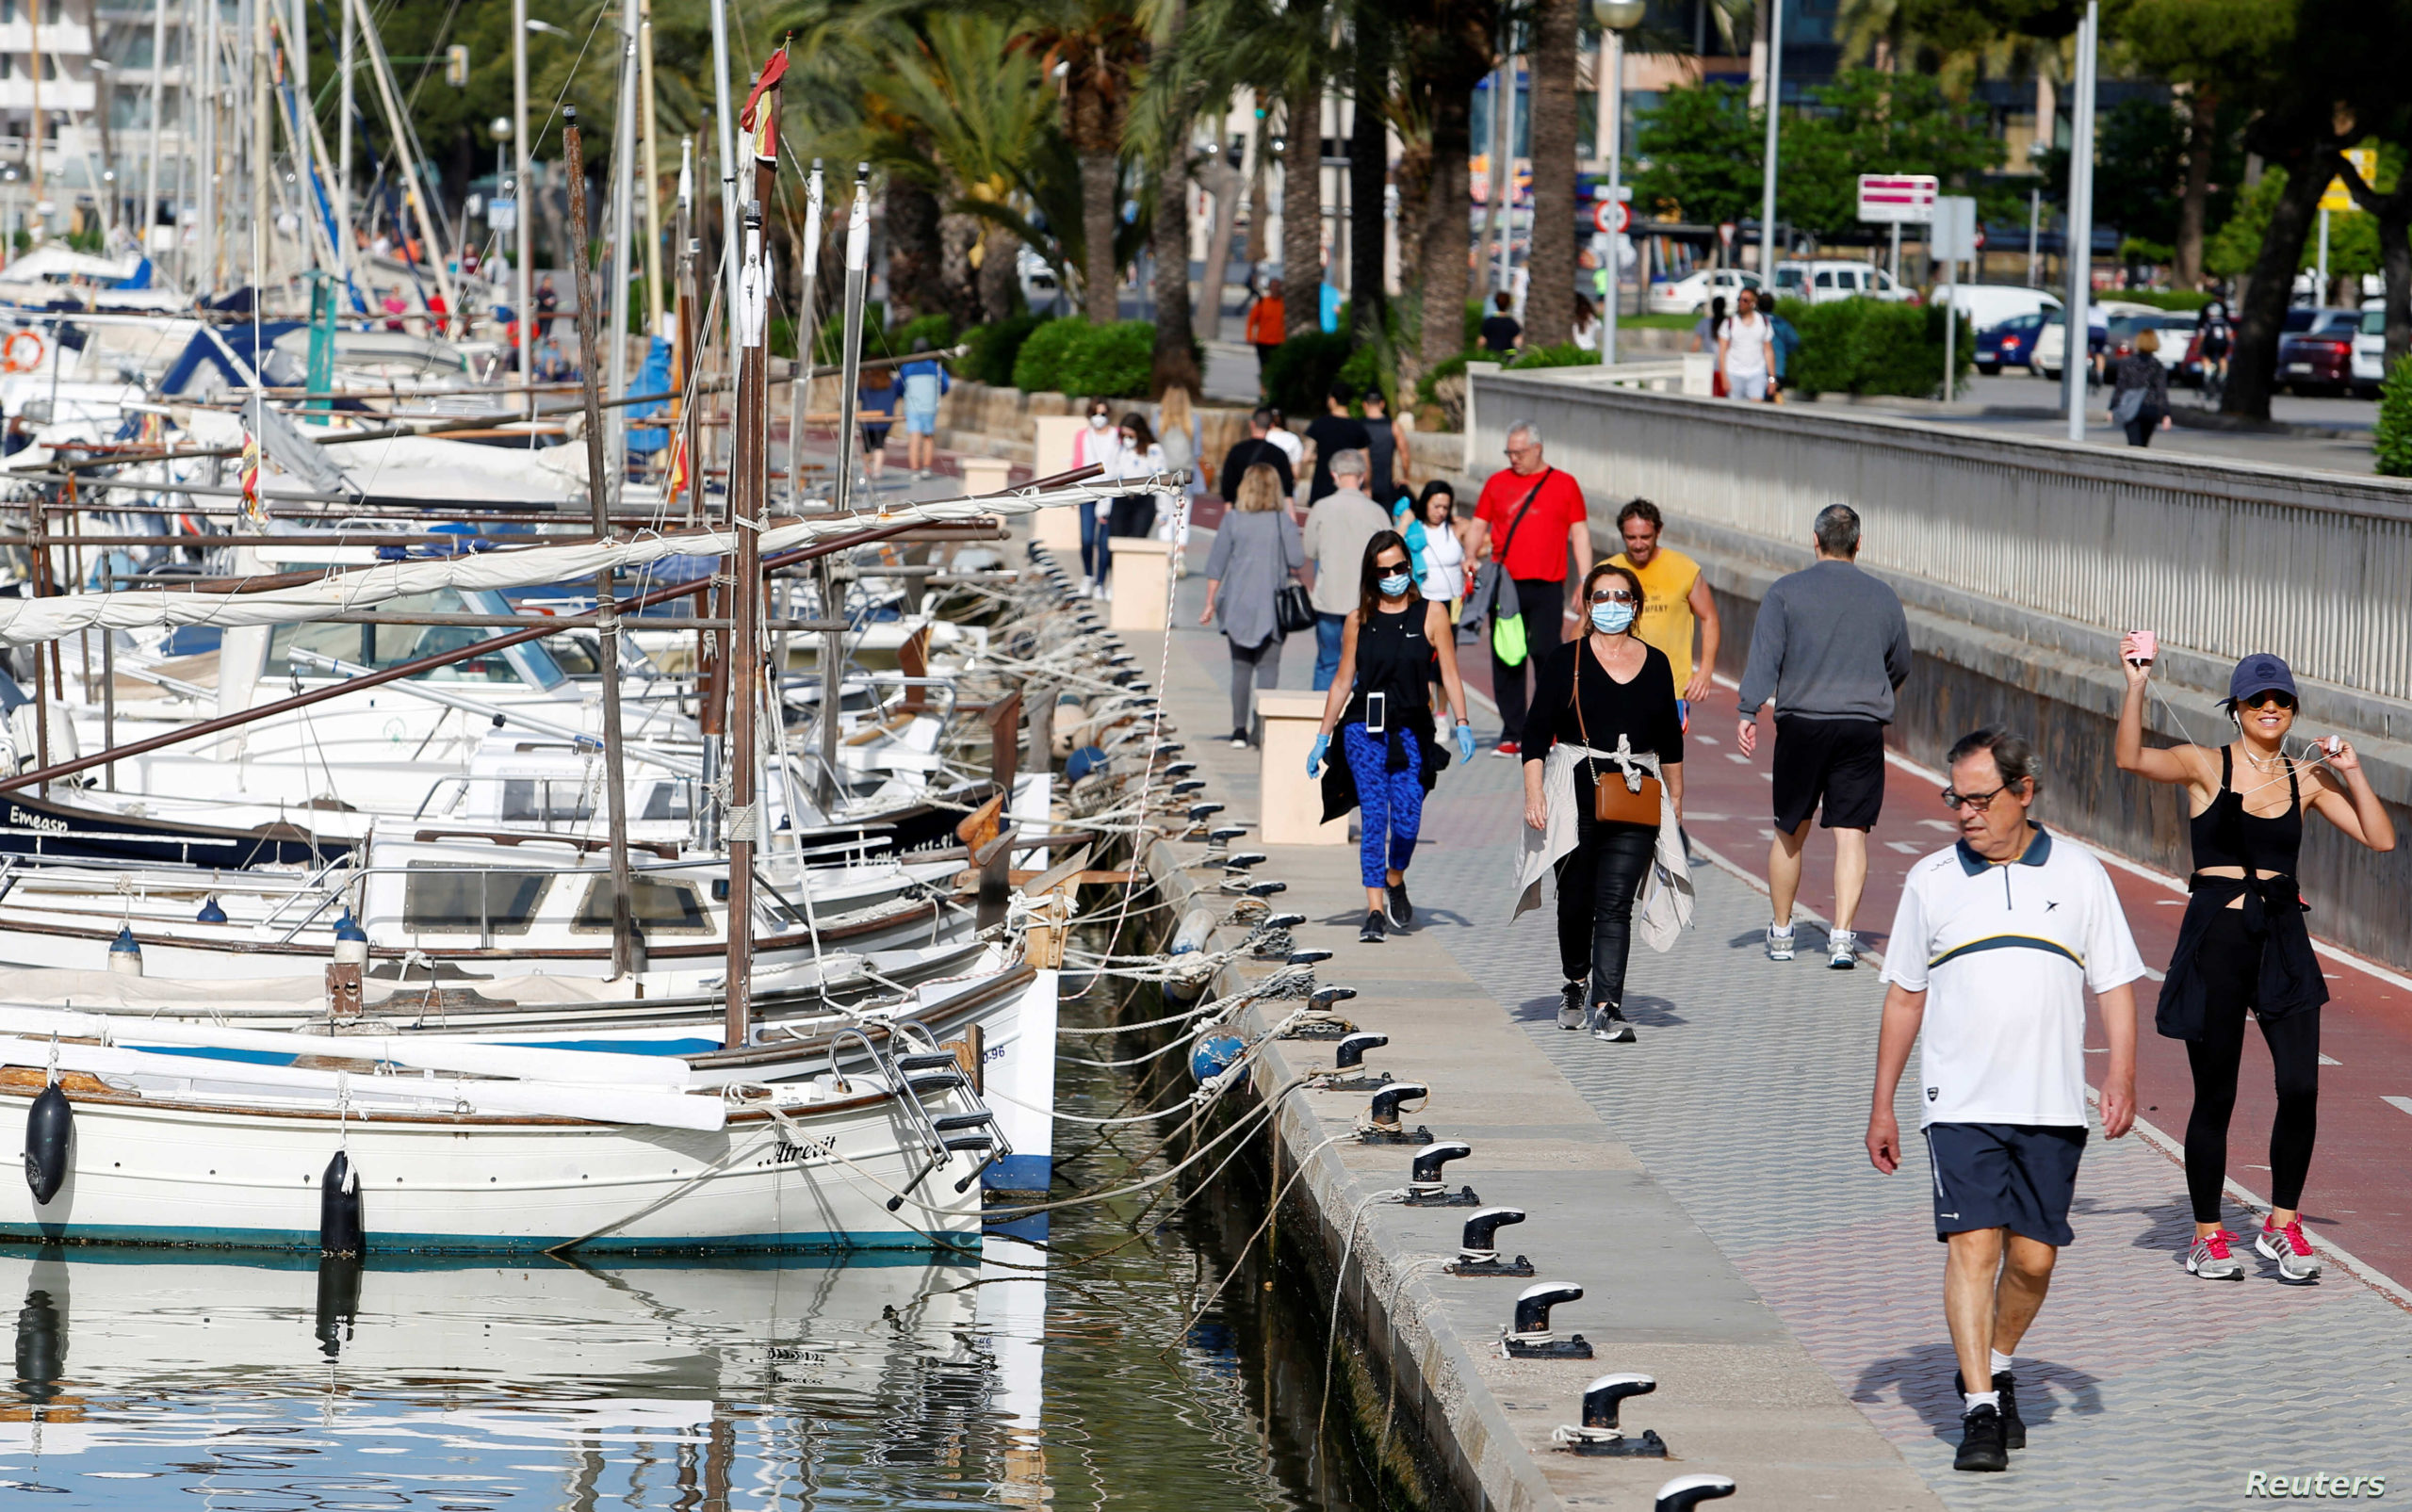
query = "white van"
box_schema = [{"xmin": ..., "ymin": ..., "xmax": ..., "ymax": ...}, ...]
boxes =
[
  {"xmin": 1947, "ymin": 285, "xmax": 2062, "ymax": 332},
  {"xmin": 1772, "ymin": 260, "xmax": 1916, "ymax": 306}
]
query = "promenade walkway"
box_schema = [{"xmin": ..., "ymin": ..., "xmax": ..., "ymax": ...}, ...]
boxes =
[{"xmin": 1139, "ymin": 551, "xmax": 2412, "ymax": 1511}]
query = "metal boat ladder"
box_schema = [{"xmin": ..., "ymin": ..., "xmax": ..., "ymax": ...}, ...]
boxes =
[{"xmin": 834, "ymin": 1019, "xmax": 1013, "ymax": 1212}]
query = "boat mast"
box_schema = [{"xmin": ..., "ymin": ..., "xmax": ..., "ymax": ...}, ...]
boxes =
[
  {"xmin": 143, "ymin": 0, "xmax": 168, "ymax": 262},
  {"xmin": 512, "ymin": 0, "xmax": 531, "ymax": 399},
  {"xmin": 337, "ymin": 0, "xmax": 354, "ymax": 301},
  {"xmin": 821, "ymin": 166, "xmax": 871, "ymax": 810},
  {"xmin": 561, "ymin": 106, "xmax": 641, "ymax": 981},
  {"xmin": 638, "ymin": 0, "xmax": 665, "ymax": 340}
]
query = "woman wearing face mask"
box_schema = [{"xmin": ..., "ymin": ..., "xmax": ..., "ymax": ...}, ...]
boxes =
[
  {"xmin": 1513, "ymin": 561, "xmax": 1687, "ymax": 1043},
  {"xmin": 2115, "ymin": 645, "xmax": 2394, "ymax": 1285},
  {"xmin": 1309, "ymin": 531, "xmax": 1478, "ymax": 943},
  {"xmin": 1068, "ymin": 399, "xmax": 1123, "ymax": 596},
  {"xmin": 1107, "ymin": 413, "xmax": 1167, "ymax": 571}
]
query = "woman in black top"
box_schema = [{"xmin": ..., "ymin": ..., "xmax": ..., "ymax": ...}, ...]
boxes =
[
  {"xmin": 1522, "ymin": 561, "xmax": 1685, "ymax": 1042},
  {"xmin": 2115, "ymin": 645, "xmax": 2394, "ymax": 1283},
  {"xmin": 1312, "ymin": 531, "xmax": 1478, "ymax": 943},
  {"xmin": 2110, "ymin": 328, "xmax": 2172, "ymax": 447}
]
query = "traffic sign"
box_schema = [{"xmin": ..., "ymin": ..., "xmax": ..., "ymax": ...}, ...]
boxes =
[
  {"xmin": 1931, "ymin": 195, "xmax": 1980, "ymax": 261},
  {"xmin": 1858, "ymin": 173, "xmax": 1938, "ymax": 224},
  {"xmin": 2320, "ymin": 148, "xmax": 2380, "ymax": 213},
  {"xmin": 1591, "ymin": 201, "xmax": 1630, "ymax": 234}
]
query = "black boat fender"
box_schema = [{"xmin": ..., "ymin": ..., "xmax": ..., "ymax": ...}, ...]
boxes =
[
  {"xmin": 23, "ymin": 1083, "xmax": 71, "ymax": 1204},
  {"xmin": 320, "ymin": 1150, "xmax": 365, "ymax": 1258}
]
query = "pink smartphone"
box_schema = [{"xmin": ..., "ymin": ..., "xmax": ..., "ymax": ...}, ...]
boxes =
[{"xmin": 2124, "ymin": 630, "xmax": 2158, "ymax": 666}]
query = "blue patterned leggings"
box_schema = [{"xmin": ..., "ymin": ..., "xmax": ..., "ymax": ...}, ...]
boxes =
[{"xmin": 1343, "ymin": 722, "xmax": 1425, "ymax": 887}]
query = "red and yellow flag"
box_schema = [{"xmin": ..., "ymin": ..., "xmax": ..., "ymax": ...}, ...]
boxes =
[
  {"xmin": 664, "ymin": 430, "xmax": 692, "ymax": 505},
  {"xmin": 740, "ymin": 43, "xmax": 790, "ymax": 163},
  {"xmin": 238, "ymin": 429, "xmax": 265, "ymax": 528}
]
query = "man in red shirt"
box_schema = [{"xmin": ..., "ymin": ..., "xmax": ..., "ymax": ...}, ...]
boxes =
[{"xmin": 1467, "ymin": 420, "xmax": 1592, "ymax": 754}]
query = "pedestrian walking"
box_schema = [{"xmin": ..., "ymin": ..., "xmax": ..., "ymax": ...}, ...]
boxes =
[
  {"xmin": 1735, "ymin": 503, "xmax": 1911, "ymax": 967},
  {"xmin": 1480, "ymin": 291, "xmax": 1522, "ymax": 354},
  {"xmin": 1511, "ymin": 561, "xmax": 1691, "ymax": 1043},
  {"xmin": 1302, "ymin": 382, "xmax": 1371, "ymax": 504},
  {"xmin": 1763, "ymin": 294, "xmax": 1801, "ymax": 399},
  {"xmin": 1264, "ymin": 406, "xmax": 1304, "ymax": 473},
  {"xmin": 1396, "ymin": 481, "xmax": 1467, "ymax": 609},
  {"xmin": 1608, "ymin": 497, "xmax": 1721, "ymax": 725},
  {"xmin": 2110, "ymin": 331, "xmax": 2172, "ymax": 447},
  {"xmin": 1308, "ymin": 530, "xmax": 1478, "ymax": 942},
  {"xmin": 2113, "ymin": 647, "xmax": 2394, "ymax": 1283},
  {"xmin": 1300, "ymin": 449, "xmax": 1393, "ymax": 691},
  {"xmin": 1198, "ymin": 463, "xmax": 1306, "ymax": 747},
  {"xmin": 1719, "ymin": 288, "xmax": 1777, "ymax": 402},
  {"xmin": 897, "ymin": 337, "xmax": 951, "ymax": 479},
  {"xmin": 1246, "ymin": 278, "xmax": 1286, "ymax": 382},
  {"xmin": 1571, "ymin": 295, "xmax": 1600, "ymax": 353},
  {"xmin": 1104, "ymin": 413, "xmax": 1167, "ymax": 577},
  {"xmin": 1157, "ymin": 385, "xmax": 1204, "ymax": 508},
  {"xmin": 1866, "ymin": 728, "xmax": 2143, "ymax": 1473},
  {"xmin": 1217, "ymin": 407, "xmax": 1296, "ymax": 502},
  {"xmin": 1070, "ymin": 398, "xmax": 1123, "ymax": 596},
  {"xmin": 857, "ymin": 368, "xmax": 896, "ymax": 487},
  {"xmin": 534, "ymin": 274, "xmax": 559, "ymax": 337},
  {"xmin": 1466, "ymin": 421, "xmax": 1591, "ymax": 756},
  {"xmin": 1361, "ymin": 387, "xmax": 1410, "ymax": 509}
]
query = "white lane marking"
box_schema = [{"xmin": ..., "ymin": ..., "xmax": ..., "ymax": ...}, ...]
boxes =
[
  {"xmin": 1724, "ymin": 752, "xmax": 1752, "ymax": 764},
  {"xmin": 2386, "ymin": 1097, "xmax": 2412, "ymax": 1119},
  {"xmin": 1918, "ymin": 819, "xmax": 1958, "ymax": 833},
  {"xmin": 1695, "ymin": 735, "xmax": 1720, "ymax": 747},
  {"xmin": 1759, "ymin": 772, "xmax": 1774, "ymax": 783},
  {"xmin": 1886, "ymin": 840, "xmax": 1923, "ymax": 854},
  {"xmin": 2320, "ymin": 1054, "xmax": 2342, "ymax": 1066},
  {"xmin": 1683, "ymin": 812, "xmax": 1730, "ymax": 822}
]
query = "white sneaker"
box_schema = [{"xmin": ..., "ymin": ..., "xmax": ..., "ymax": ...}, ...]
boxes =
[
  {"xmin": 2256, "ymin": 1219, "xmax": 2323, "ymax": 1282},
  {"xmin": 1828, "ymin": 929, "xmax": 1859, "ymax": 969},
  {"xmin": 1765, "ymin": 924, "xmax": 1796, "ymax": 962}
]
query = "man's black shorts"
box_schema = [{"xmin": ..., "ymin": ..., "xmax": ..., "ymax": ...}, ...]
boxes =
[
  {"xmin": 1771, "ymin": 715, "xmax": 1885, "ymax": 832},
  {"xmin": 1924, "ymin": 1122, "xmax": 2088, "ymax": 1246}
]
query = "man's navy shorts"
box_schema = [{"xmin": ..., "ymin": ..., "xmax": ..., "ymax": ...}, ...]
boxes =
[
  {"xmin": 1923, "ymin": 1122, "xmax": 2088, "ymax": 1246},
  {"xmin": 1770, "ymin": 714, "xmax": 1885, "ymax": 832}
]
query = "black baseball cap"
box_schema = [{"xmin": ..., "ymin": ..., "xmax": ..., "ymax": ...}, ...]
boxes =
[{"xmin": 2228, "ymin": 653, "xmax": 2298, "ymax": 706}]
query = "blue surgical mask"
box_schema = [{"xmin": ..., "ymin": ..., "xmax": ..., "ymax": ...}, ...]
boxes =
[
  {"xmin": 1590, "ymin": 601, "xmax": 1636, "ymax": 635},
  {"xmin": 1378, "ymin": 572, "xmax": 1413, "ymax": 597}
]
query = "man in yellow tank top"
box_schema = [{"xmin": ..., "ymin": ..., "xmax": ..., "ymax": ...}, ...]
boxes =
[{"xmin": 1608, "ymin": 498, "xmax": 1722, "ymax": 723}]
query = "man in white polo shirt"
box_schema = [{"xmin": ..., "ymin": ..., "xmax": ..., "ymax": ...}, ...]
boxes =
[{"xmin": 1866, "ymin": 728, "xmax": 2142, "ymax": 1474}]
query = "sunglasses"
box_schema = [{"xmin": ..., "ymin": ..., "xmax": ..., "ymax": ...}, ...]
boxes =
[
  {"xmin": 1587, "ymin": 588, "xmax": 1637, "ymax": 604},
  {"xmin": 2241, "ymin": 691, "xmax": 2296, "ymax": 711},
  {"xmin": 1941, "ymin": 780, "xmax": 2025, "ymax": 812}
]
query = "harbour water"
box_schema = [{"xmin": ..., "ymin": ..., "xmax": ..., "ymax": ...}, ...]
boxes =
[{"xmin": 0, "ymin": 932, "xmax": 1367, "ymax": 1512}]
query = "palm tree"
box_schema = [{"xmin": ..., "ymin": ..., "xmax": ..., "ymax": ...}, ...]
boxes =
[
  {"xmin": 1524, "ymin": 0, "xmax": 1582, "ymax": 347},
  {"xmin": 1396, "ymin": 0, "xmax": 1502, "ymax": 381},
  {"xmin": 1015, "ymin": 0, "xmax": 1153, "ymax": 323}
]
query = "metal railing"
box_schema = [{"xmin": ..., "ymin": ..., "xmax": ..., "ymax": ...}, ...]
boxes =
[{"xmin": 1470, "ymin": 374, "xmax": 2412, "ymax": 707}]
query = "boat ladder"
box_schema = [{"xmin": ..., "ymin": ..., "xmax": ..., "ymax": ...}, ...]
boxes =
[{"xmin": 836, "ymin": 1020, "xmax": 1013, "ymax": 1213}]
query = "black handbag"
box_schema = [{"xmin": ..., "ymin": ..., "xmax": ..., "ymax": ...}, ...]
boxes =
[{"xmin": 1274, "ymin": 581, "xmax": 1315, "ymax": 636}]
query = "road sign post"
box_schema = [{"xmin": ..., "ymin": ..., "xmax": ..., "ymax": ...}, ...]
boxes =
[{"xmin": 1932, "ymin": 195, "xmax": 1979, "ymax": 403}]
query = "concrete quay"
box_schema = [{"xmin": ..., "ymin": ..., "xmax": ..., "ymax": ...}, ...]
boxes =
[{"xmin": 1086, "ymin": 541, "xmax": 2412, "ymax": 1512}]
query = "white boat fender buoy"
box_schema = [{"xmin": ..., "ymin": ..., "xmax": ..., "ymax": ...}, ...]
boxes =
[
  {"xmin": 107, "ymin": 924, "xmax": 143, "ymax": 977},
  {"xmin": 332, "ymin": 912, "xmax": 369, "ymax": 967},
  {"xmin": 320, "ymin": 1150, "xmax": 365, "ymax": 1259},
  {"xmin": 23, "ymin": 1082, "xmax": 72, "ymax": 1203},
  {"xmin": 1162, "ymin": 907, "xmax": 1218, "ymax": 1004}
]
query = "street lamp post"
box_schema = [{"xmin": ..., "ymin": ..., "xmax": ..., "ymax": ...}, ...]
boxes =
[
  {"xmin": 1591, "ymin": 0, "xmax": 1643, "ymax": 366},
  {"xmin": 2063, "ymin": 0, "xmax": 2098, "ymax": 442},
  {"xmin": 1758, "ymin": 0, "xmax": 1783, "ymax": 285}
]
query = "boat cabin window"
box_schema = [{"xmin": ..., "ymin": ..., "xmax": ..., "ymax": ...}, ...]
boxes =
[
  {"xmin": 641, "ymin": 781, "xmax": 695, "ymax": 821},
  {"xmin": 268, "ymin": 592, "xmax": 523, "ymax": 683},
  {"xmin": 402, "ymin": 864, "xmax": 548, "ymax": 936},
  {"xmin": 572, "ymin": 875, "xmax": 711, "ymax": 935},
  {"xmin": 502, "ymin": 778, "xmax": 596, "ymax": 823},
  {"xmin": 546, "ymin": 633, "xmax": 602, "ymax": 677}
]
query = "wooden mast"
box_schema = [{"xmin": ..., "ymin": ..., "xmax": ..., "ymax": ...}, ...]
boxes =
[{"xmin": 562, "ymin": 107, "xmax": 641, "ymax": 979}]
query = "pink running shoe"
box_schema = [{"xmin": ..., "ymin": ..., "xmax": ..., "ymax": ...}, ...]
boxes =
[
  {"xmin": 2256, "ymin": 1218, "xmax": 2322, "ymax": 1283},
  {"xmin": 2185, "ymin": 1229, "xmax": 2244, "ymax": 1280}
]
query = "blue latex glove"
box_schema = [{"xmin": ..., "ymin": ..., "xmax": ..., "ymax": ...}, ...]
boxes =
[
  {"xmin": 1455, "ymin": 723, "xmax": 1478, "ymax": 763},
  {"xmin": 1307, "ymin": 733, "xmax": 1329, "ymax": 777}
]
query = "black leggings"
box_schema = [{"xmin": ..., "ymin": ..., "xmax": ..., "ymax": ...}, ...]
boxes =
[
  {"xmin": 2182, "ymin": 911, "xmax": 2322, "ymax": 1224},
  {"xmin": 1554, "ymin": 816, "xmax": 1657, "ymax": 1007}
]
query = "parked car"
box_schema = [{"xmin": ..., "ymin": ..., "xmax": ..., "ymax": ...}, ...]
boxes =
[
  {"xmin": 1019, "ymin": 248, "xmax": 1063, "ymax": 312},
  {"xmin": 2105, "ymin": 313, "xmax": 2194, "ymax": 371},
  {"xmin": 2030, "ymin": 299, "xmax": 2161, "ymax": 380},
  {"xmin": 2351, "ymin": 305, "xmax": 2388, "ymax": 396},
  {"xmin": 1771, "ymin": 260, "xmax": 1918, "ymax": 306},
  {"xmin": 1645, "ymin": 267, "xmax": 1763, "ymax": 316},
  {"xmin": 2274, "ymin": 307, "xmax": 2361, "ymax": 396},
  {"xmin": 1975, "ymin": 312, "xmax": 2046, "ymax": 374},
  {"xmin": 1948, "ymin": 285, "xmax": 2061, "ymax": 332}
]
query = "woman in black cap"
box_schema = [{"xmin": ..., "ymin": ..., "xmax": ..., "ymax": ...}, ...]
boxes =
[{"xmin": 2115, "ymin": 645, "xmax": 2394, "ymax": 1285}]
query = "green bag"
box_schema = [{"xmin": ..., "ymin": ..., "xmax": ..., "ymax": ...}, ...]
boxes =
[{"xmin": 1491, "ymin": 609, "xmax": 1528, "ymax": 668}]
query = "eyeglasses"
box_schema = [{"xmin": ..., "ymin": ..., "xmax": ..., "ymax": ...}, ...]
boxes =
[
  {"xmin": 2241, "ymin": 691, "xmax": 2297, "ymax": 711},
  {"xmin": 1587, "ymin": 589, "xmax": 1637, "ymax": 604},
  {"xmin": 1376, "ymin": 560, "xmax": 1410, "ymax": 575},
  {"xmin": 1941, "ymin": 781, "xmax": 2024, "ymax": 812}
]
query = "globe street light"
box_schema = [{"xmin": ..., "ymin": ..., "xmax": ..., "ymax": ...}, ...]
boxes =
[{"xmin": 1591, "ymin": 0, "xmax": 1643, "ymax": 365}]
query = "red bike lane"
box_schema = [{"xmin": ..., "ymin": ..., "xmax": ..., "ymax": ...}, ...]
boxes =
[{"xmin": 1457, "ymin": 645, "xmax": 2412, "ymax": 1294}]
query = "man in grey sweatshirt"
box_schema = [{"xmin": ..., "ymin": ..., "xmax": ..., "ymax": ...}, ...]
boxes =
[{"xmin": 1736, "ymin": 503, "xmax": 1912, "ymax": 968}]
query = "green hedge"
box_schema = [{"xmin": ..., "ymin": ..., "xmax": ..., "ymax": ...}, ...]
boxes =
[
  {"xmin": 895, "ymin": 312, "xmax": 958, "ymax": 351},
  {"xmin": 2376, "ymin": 354, "xmax": 2412, "ymax": 477},
  {"xmin": 1508, "ymin": 343, "xmax": 1598, "ymax": 370},
  {"xmin": 1261, "ymin": 332, "xmax": 1355, "ymax": 415},
  {"xmin": 2111, "ymin": 289, "xmax": 2213, "ymax": 313},
  {"xmin": 1007, "ymin": 317, "xmax": 1160, "ymax": 398},
  {"xmin": 1413, "ymin": 352, "xmax": 1469, "ymax": 409},
  {"xmin": 961, "ymin": 314, "xmax": 1051, "ymax": 387},
  {"xmin": 1010, "ymin": 318, "xmax": 1088, "ymax": 393},
  {"xmin": 1786, "ymin": 298, "xmax": 1973, "ymax": 398}
]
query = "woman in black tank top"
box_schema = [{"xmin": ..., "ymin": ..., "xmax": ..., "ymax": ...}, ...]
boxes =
[
  {"xmin": 1312, "ymin": 531, "xmax": 1477, "ymax": 942},
  {"xmin": 2115, "ymin": 645, "xmax": 2395, "ymax": 1284}
]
